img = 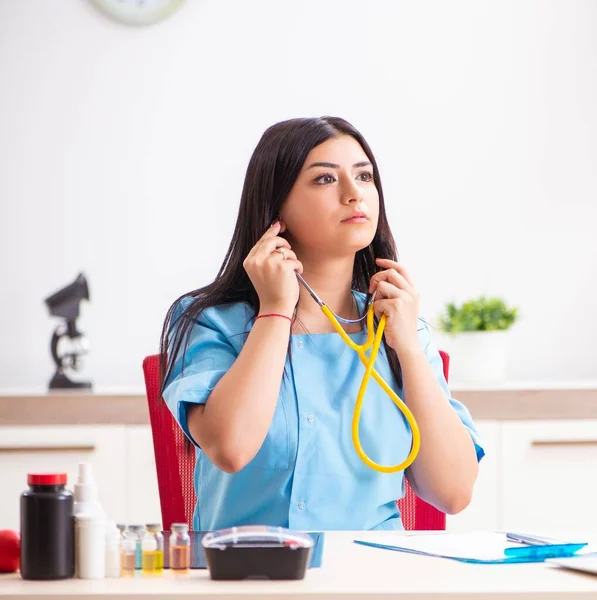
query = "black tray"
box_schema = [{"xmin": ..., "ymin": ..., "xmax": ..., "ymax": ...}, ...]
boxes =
[{"xmin": 161, "ymin": 530, "xmax": 324, "ymax": 570}]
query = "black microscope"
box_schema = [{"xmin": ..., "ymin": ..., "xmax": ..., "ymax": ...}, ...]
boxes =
[{"xmin": 44, "ymin": 273, "xmax": 92, "ymax": 390}]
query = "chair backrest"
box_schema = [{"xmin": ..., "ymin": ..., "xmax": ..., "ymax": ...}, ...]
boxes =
[
  {"xmin": 143, "ymin": 354, "xmax": 196, "ymax": 530},
  {"xmin": 396, "ymin": 349, "xmax": 449, "ymax": 531},
  {"xmin": 142, "ymin": 351, "xmax": 449, "ymax": 531}
]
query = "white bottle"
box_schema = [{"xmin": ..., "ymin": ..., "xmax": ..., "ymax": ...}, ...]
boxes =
[
  {"xmin": 73, "ymin": 462, "xmax": 106, "ymax": 578},
  {"xmin": 76, "ymin": 513, "xmax": 106, "ymax": 579},
  {"xmin": 105, "ymin": 521, "xmax": 121, "ymax": 578}
]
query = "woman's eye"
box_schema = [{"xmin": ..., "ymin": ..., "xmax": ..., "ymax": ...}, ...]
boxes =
[
  {"xmin": 357, "ymin": 171, "xmax": 374, "ymax": 182},
  {"xmin": 314, "ymin": 173, "xmax": 336, "ymax": 185}
]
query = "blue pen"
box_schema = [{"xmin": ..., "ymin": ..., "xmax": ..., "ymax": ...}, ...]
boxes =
[{"xmin": 505, "ymin": 532, "xmax": 587, "ymax": 558}]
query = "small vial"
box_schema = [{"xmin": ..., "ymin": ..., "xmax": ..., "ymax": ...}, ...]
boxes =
[
  {"xmin": 144, "ymin": 524, "xmax": 164, "ymax": 574},
  {"xmin": 169, "ymin": 523, "xmax": 190, "ymax": 573},
  {"xmin": 120, "ymin": 539, "xmax": 136, "ymax": 577},
  {"xmin": 127, "ymin": 525, "xmax": 146, "ymax": 569}
]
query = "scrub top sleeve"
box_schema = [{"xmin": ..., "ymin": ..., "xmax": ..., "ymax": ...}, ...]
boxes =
[
  {"xmin": 419, "ymin": 319, "xmax": 485, "ymax": 462},
  {"xmin": 162, "ymin": 302, "xmax": 238, "ymax": 446}
]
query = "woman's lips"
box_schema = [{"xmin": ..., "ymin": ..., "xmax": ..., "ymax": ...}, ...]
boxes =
[{"xmin": 342, "ymin": 216, "xmax": 369, "ymax": 224}]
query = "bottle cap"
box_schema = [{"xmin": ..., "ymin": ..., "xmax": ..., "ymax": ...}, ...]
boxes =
[
  {"xmin": 27, "ymin": 473, "xmax": 67, "ymax": 486},
  {"xmin": 146, "ymin": 523, "xmax": 162, "ymax": 533},
  {"xmin": 128, "ymin": 525, "xmax": 146, "ymax": 536}
]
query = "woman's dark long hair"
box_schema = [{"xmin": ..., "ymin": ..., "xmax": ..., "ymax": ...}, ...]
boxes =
[{"xmin": 159, "ymin": 116, "xmax": 403, "ymax": 400}]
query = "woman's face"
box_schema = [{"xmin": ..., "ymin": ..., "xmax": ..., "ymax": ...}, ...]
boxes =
[{"xmin": 280, "ymin": 134, "xmax": 380, "ymax": 258}]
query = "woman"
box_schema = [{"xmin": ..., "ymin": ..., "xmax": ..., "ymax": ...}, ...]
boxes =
[{"xmin": 160, "ymin": 116, "xmax": 484, "ymax": 532}]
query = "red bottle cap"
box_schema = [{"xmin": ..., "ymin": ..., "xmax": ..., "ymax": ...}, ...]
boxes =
[{"xmin": 27, "ymin": 473, "xmax": 67, "ymax": 486}]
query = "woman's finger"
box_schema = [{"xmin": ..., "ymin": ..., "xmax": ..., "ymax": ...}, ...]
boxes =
[
  {"xmin": 375, "ymin": 258, "xmax": 415, "ymax": 287},
  {"xmin": 256, "ymin": 235, "xmax": 292, "ymax": 259},
  {"xmin": 374, "ymin": 280, "xmax": 412, "ymax": 300},
  {"xmin": 372, "ymin": 298, "xmax": 397, "ymax": 319},
  {"xmin": 268, "ymin": 248, "xmax": 298, "ymax": 263},
  {"xmin": 251, "ymin": 221, "xmax": 285, "ymax": 257},
  {"xmin": 375, "ymin": 280, "xmax": 399, "ymax": 299},
  {"xmin": 369, "ymin": 268, "xmax": 411, "ymax": 294},
  {"xmin": 281, "ymin": 258, "xmax": 303, "ymax": 274},
  {"xmin": 259, "ymin": 243, "xmax": 302, "ymax": 272}
]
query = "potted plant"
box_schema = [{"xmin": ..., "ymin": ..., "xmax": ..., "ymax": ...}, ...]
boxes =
[{"xmin": 437, "ymin": 296, "xmax": 518, "ymax": 383}]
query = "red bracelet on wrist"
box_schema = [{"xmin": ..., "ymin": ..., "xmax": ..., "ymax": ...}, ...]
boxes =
[{"xmin": 255, "ymin": 312, "xmax": 293, "ymax": 325}]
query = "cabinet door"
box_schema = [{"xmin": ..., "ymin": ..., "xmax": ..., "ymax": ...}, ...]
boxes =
[
  {"xmin": 501, "ymin": 420, "xmax": 597, "ymax": 532},
  {"xmin": 125, "ymin": 425, "xmax": 161, "ymax": 525},
  {"xmin": 445, "ymin": 420, "xmax": 500, "ymax": 531},
  {"xmin": 0, "ymin": 425, "xmax": 127, "ymax": 530}
]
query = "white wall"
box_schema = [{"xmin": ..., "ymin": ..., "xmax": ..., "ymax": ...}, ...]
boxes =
[{"xmin": 0, "ymin": 0, "xmax": 596, "ymax": 390}]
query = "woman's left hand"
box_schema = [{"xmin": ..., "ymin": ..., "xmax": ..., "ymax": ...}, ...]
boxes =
[{"xmin": 369, "ymin": 258, "xmax": 421, "ymax": 358}]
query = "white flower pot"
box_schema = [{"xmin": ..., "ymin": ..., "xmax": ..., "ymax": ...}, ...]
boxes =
[{"xmin": 444, "ymin": 330, "xmax": 510, "ymax": 384}]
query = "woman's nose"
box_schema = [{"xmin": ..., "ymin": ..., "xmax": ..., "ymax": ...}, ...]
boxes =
[{"xmin": 340, "ymin": 177, "xmax": 362, "ymax": 205}]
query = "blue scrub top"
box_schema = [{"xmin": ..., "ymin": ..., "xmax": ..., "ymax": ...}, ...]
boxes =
[{"xmin": 163, "ymin": 292, "xmax": 484, "ymax": 531}]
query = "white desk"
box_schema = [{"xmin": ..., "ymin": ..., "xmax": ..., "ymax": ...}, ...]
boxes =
[{"xmin": 1, "ymin": 532, "xmax": 597, "ymax": 599}]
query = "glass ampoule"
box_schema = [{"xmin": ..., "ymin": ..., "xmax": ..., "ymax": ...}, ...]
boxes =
[
  {"xmin": 142, "ymin": 524, "xmax": 164, "ymax": 574},
  {"xmin": 120, "ymin": 538, "xmax": 136, "ymax": 577},
  {"xmin": 127, "ymin": 525, "xmax": 146, "ymax": 570},
  {"xmin": 169, "ymin": 523, "xmax": 190, "ymax": 573}
]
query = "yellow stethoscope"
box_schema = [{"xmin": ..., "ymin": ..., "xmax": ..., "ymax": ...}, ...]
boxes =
[{"xmin": 295, "ymin": 272, "xmax": 421, "ymax": 474}]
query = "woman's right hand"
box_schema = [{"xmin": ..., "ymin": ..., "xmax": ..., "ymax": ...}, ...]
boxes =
[{"xmin": 243, "ymin": 221, "xmax": 303, "ymax": 317}]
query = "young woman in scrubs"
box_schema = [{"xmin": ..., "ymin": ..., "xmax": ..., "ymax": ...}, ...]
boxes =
[{"xmin": 160, "ymin": 116, "xmax": 484, "ymax": 532}]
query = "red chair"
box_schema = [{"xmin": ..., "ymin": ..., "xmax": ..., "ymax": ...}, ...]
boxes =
[
  {"xmin": 143, "ymin": 354, "xmax": 196, "ymax": 531},
  {"xmin": 396, "ymin": 350, "xmax": 449, "ymax": 531},
  {"xmin": 143, "ymin": 351, "xmax": 449, "ymax": 531}
]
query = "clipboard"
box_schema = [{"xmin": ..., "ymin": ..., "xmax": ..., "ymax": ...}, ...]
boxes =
[{"xmin": 353, "ymin": 531, "xmax": 587, "ymax": 564}]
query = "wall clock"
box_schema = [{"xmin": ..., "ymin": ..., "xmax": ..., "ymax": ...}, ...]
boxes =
[{"xmin": 90, "ymin": 0, "xmax": 185, "ymax": 26}]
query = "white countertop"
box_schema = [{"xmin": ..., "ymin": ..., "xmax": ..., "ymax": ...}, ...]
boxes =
[{"xmin": 1, "ymin": 531, "xmax": 597, "ymax": 599}]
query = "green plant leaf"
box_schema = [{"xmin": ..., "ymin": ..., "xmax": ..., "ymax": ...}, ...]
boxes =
[{"xmin": 438, "ymin": 296, "xmax": 518, "ymax": 333}]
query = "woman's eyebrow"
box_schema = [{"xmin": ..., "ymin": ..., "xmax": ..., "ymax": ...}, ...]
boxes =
[{"xmin": 305, "ymin": 160, "xmax": 372, "ymax": 170}]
